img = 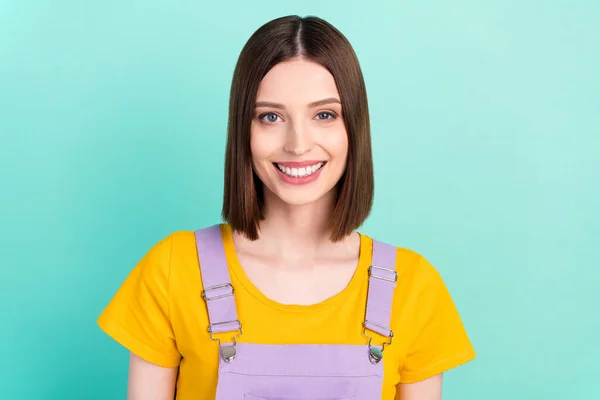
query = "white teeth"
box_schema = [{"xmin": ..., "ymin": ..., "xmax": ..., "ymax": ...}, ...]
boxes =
[{"xmin": 276, "ymin": 162, "xmax": 324, "ymax": 178}]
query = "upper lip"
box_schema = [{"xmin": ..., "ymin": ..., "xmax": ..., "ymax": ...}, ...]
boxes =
[{"xmin": 274, "ymin": 161, "xmax": 326, "ymax": 168}]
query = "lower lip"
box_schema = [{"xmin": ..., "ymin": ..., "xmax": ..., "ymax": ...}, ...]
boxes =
[{"xmin": 274, "ymin": 164, "xmax": 325, "ymax": 185}]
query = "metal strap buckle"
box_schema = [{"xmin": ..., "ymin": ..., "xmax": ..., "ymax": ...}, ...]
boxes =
[
  {"xmin": 208, "ymin": 320, "xmax": 243, "ymax": 363},
  {"xmin": 207, "ymin": 319, "xmax": 242, "ymax": 339},
  {"xmin": 362, "ymin": 320, "xmax": 394, "ymax": 364},
  {"xmin": 368, "ymin": 265, "xmax": 398, "ymax": 282},
  {"xmin": 202, "ymin": 283, "xmax": 234, "ymax": 301}
]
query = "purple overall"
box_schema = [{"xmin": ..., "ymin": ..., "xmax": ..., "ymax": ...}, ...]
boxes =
[{"xmin": 194, "ymin": 225, "xmax": 398, "ymax": 399}]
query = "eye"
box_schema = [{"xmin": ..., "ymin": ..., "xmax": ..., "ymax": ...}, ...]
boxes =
[
  {"xmin": 315, "ymin": 111, "xmax": 337, "ymax": 120},
  {"xmin": 259, "ymin": 112, "xmax": 281, "ymax": 123}
]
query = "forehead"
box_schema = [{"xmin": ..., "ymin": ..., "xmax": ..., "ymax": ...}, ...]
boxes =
[{"xmin": 256, "ymin": 59, "xmax": 340, "ymax": 104}]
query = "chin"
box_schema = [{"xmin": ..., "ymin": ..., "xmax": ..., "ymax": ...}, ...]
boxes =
[
  {"xmin": 268, "ymin": 188, "xmax": 319, "ymax": 206},
  {"xmin": 277, "ymin": 194, "xmax": 326, "ymax": 206},
  {"xmin": 270, "ymin": 184, "xmax": 338, "ymax": 207}
]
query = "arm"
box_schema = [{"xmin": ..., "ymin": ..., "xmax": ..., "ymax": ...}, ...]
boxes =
[
  {"xmin": 97, "ymin": 237, "xmax": 182, "ymax": 398},
  {"xmin": 127, "ymin": 353, "xmax": 178, "ymax": 400},
  {"xmin": 397, "ymin": 373, "xmax": 443, "ymax": 400},
  {"xmin": 395, "ymin": 255, "xmax": 476, "ymax": 398}
]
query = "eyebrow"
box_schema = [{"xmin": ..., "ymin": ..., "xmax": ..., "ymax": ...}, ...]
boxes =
[{"xmin": 255, "ymin": 97, "xmax": 341, "ymax": 109}]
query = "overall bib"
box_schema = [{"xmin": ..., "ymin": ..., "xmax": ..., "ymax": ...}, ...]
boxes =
[{"xmin": 194, "ymin": 225, "xmax": 398, "ymax": 399}]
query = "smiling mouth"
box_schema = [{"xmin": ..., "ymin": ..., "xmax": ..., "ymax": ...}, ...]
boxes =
[{"xmin": 273, "ymin": 162, "xmax": 326, "ymax": 178}]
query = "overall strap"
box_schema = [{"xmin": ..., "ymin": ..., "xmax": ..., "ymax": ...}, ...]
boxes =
[
  {"xmin": 364, "ymin": 239, "xmax": 398, "ymax": 344},
  {"xmin": 194, "ymin": 224, "xmax": 241, "ymax": 335}
]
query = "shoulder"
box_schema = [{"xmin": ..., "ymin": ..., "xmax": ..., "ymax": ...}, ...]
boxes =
[
  {"xmin": 367, "ymin": 235, "xmax": 440, "ymax": 281},
  {"xmin": 166, "ymin": 229, "xmax": 198, "ymax": 250},
  {"xmin": 367, "ymin": 235, "xmax": 448, "ymax": 297},
  {"xmin": 136, "ymin": 226, "xmax": 218, "ymax": 276},
  {"xmin": 395, "ymin": 246, "xmax": 443, "ymax": 287},
  {"xmin": 151, "ymin": 224, "xmax": 225, "ymax": 272},
  {"xmin": 152, "ymin": 224, "xmax": 221, "ymax": 253},
  {"xmin": 140, "ymin": 230, "xmax": 195, "ymax": 262}
]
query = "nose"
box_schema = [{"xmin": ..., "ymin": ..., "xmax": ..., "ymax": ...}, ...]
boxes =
[{"xmin": 283, "ymin": 121, "xmax": 312, "ymax": 156}]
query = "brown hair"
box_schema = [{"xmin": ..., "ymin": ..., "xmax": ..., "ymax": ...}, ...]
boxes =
[{"xmin": 222, "ymin": 15, "xmax": 374, "ymax": 242}]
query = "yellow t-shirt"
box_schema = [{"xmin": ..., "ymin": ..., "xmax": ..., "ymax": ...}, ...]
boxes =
[{"xmin": 98, "ymin": 224, "xmax": 475, "ymax": 399}]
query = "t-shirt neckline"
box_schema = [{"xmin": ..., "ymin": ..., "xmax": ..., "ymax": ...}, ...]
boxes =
[{"xmin": 219, "ymin": 223, "xmax": 372, "ymax": 313}]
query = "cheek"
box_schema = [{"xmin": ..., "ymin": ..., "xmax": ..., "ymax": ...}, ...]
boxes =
[
  {"xmin": 323, "ymin": 129, "xmax": 349, "ymax": 160},
  {"xmin": 250, "ymin": 130, "xmax": 279, "ymax": 170},
  {"xmin": 250, "ymin": 132, "xmax": 267, "ymax": 161}
]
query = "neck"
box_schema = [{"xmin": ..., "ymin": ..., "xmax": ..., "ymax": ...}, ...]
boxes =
[
  {"xmin": 244, "ymin": 187, "xmax": 345, "ymax": 261},
  {"xmin": 230, "ymin": 187, "xmax": 360, "ymax": 269},
  {"xmin": 262, "ymin": 188, "xmax": 334, "ymax": 245}
]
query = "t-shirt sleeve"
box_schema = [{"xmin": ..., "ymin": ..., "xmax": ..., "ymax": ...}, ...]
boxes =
[
  {"xmin": 97, "ymin": 235, "xmax": 181, "ymax": 368},
  {"xmin": 399, "ymin": 256, "xmax": 476, "ymax": 383}
]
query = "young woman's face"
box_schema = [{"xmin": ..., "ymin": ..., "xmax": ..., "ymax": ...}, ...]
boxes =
[{"xmin": 250, "ymin": 58, "xmax": 348, "ymax": 207}]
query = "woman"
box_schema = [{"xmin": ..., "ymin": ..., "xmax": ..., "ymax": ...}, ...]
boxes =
[{"xmin": 98, "ymin": 15, "xmax": 476, "ymax": 399}]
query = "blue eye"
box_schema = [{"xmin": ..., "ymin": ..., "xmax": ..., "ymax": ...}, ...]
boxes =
[
  {"xmin": 260, "ymin": 112, "xmax": 280, "ymax": 123},
  {"xmin": 316, "ymin": 112, "xmax": 336, "ymax": 120}
]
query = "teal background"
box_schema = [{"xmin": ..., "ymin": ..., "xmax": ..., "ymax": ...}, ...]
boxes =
[{"xmin": 1, "ymin": 0, "xmax": 599, "ymax": 399}]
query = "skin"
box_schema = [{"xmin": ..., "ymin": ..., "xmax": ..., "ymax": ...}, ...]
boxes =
[
  {"xmin": 238, "ymin": 58, "xmax": 359, "ymax": 306},
  {"xmin": 127, "ymin": 58, "xmax": 442, "ymax": 400}
]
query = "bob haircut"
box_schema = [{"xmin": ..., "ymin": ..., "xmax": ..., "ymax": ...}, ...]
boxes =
[{"xmin": 222, "ymin": 15, "xmax": 374, "ymax": 242}]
